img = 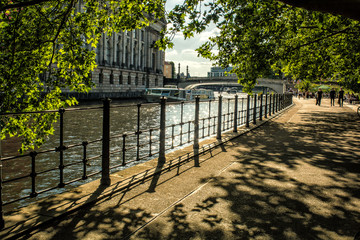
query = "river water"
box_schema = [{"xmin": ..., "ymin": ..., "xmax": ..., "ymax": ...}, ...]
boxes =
[{"xmin": 1, "ymin": 92, "xmax": 250, "ymax": 209}]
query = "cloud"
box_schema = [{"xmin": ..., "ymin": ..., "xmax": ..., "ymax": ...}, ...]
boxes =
[
  {"xmin": 164, "ymin": 1, "xmax": 218, "ymax": 77},
  {"xmin": 165, "ymin": 48, "xmax": 214, "ymax": 77}
]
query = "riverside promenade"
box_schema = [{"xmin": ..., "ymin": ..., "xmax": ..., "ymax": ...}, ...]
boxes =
[{"xmin": 2, "ymin": 97, "xmax": 360, "ymax": 240}]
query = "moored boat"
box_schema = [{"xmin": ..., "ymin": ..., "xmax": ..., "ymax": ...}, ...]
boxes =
[{"xmin": 143, "ymin": 87, "xmax": 215, "ymax": 103}]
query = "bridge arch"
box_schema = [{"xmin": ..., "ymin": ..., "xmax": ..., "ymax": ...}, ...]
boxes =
[{"xmin": 177, "ymin": 77, "xmax": 286, "ymax": 93}]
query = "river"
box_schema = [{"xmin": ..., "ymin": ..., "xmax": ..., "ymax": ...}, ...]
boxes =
[{"xmin": 1, "ymin": 92, "xmax": 250, "ymax": 209}]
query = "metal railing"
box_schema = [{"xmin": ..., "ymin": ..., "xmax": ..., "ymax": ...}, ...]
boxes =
[{"xmin": 0, "ymin": 93, "xmax": 293, "ymax": 228}]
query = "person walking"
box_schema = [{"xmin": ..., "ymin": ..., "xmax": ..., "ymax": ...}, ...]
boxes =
[
  {"xmin": 330, "ymin": 88, "xmax": 336, "ymax": 106},
  {"xmin": 338, "ymin": 87, "xmax": 344, "ymax": 107},
  {"xmin": 316, "ymin": 88, "xmax": 323, "ymax": 106}
]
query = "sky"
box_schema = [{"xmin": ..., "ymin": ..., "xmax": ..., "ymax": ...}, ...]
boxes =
[{"xmin": 164, "ymin": 1, "xmax": 218, "ymax": 77}]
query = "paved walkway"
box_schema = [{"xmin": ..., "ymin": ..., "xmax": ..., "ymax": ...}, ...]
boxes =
[{"xmin": 3, "ymin": 97, "xmax": 360, "ymax": 240}]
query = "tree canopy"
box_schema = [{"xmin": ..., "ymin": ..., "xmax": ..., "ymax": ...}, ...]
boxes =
[
  {"xmin": 0, "ymin": 0, "xmax": 164, "ymax": 152},
  {"xmin": 165, "ymin": 0, "xmax": 360, "ymax": 93},
  {"xmin": 2, "ymin": 0, "xmax": 360, "ymax": 152}
]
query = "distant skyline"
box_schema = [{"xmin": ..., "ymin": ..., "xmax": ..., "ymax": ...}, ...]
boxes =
[{"xmin": 164, "ymin": 1, "xmax": 217, "ymax": 77}]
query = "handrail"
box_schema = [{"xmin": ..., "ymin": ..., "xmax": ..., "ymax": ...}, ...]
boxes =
[{"xmin": 0, "ymin": 93, "xmax": 293, "ymax": 229}]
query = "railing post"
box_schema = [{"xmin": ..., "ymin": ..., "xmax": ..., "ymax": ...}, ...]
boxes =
[
  {"xmin": 253, "ymin": 94, "xmax": 257, "ymax": 125},
  {"xmin": 246, "ymin": 94, "xmax": 250, "ymax": 128},
  {"xmin": 0, "ymin": 160, "xmax": 3, "ymax": 230},
  {"xmin": 265, "ymin": 94, "xmax": 268, "ymax": 118},
  {"xmin": 233, "ymin": 95, "xmax": 238, "ymax": 132},
  {"xmin": 282, "ymin": 93, "xmax": 285, "ymax": 109},
  {"xmin": 241, "ymin": 98, "xmax": 244, "ymax": 125},
  {"xmin": 227, "ymin": 99, "xmax": 230, "ymax": 130},
  {"xmin": 217, "ymin": 95, "xmax": 222, "ymax": 140},
  {"xmin": 276, "ymin": 94, "xmax": 278, "ymax": 112},
  {"xmin": 82, "ymin": 141, "xmax": 88, "ymax": 180},
  {"xmin": 259, "ymin": 94, "xmax": 263, "ymax": 121},
  {"xmin": 194, "ymin": 97, "xmax": 200, "ymax": 167},
  {"xmin": 0, "ymin": 122, "xmax": 4, "ymax": 229},
  {"xmin": 269, "ymin": 94, "xmax": 272, "ymax": 116},
  {"xmin": 148, "ymin": 130, "xmax": 152, "ymax": 157},
  {"xmin": 180, "ymin": 102, "xmax": 184, "ymax": 146},
  {"xmin": 208, "ymin": 100, "xmax": 211, "ymax": 136},
  {"xmin": 279, "ymin": 94, "xmax": 281, "ymax": 111},
  {"xmin": 101, "ymin": 98, "xmax": 111, "ymax": 186},
  {"xmin": 136, "ymin": 103, "xmax": 141, "ymax": 161},
  {"xmin": 158, "ymin": 97, "xmax": 167, "ymax": 164},
  {"xmin": 122, "ymin": 134, "xmax": 127, "ymax": 165},
  {"xmin": 273, "ymin": 94, "xmax": 275, "ymax": 114},
  {"xmin": 58, "ymin": 108, "xmax": 65, "ymax": 188}
]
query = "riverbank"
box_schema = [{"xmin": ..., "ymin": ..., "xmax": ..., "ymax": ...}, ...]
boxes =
[{"xmin": 2, "ymin": 97, "xmax": 360, "ymax": 239}]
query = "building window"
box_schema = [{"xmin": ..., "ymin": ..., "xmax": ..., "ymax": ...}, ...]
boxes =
[
  {"xmin": 155, "ymin": 77, "xmax": 158, "ymax": 86},
  {"xmin": 142, "ymin": 75, "xmax": 145, "ymax": 85},
  {"xmin": 110, "ymin": 70, "xmax": 114, "ymax": 84},
  {"xmin": 135, "ymin": 74, "xmax": 139, "ymax": 85},
  {"xmin": 99, "ymin": 69, "xmax": 103, "ymax": 84},
  {"xmin": 119, "ymin": 72, "xmax": 123, "ymax": 84},
  {"xmin": 128, "ymin": 74, "xmax": 131, "ymax": 85}
]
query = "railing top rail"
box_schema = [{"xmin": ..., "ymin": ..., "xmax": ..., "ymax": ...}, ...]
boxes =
[
  {"xmin": 0, "ymin": 94, "xmax": 267, "ymax": 116},
  {"xmin": 0, "ymin": 106, "xmax": 103, "ymax": 116}
]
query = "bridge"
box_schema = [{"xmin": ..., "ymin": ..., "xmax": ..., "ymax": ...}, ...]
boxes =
[{"xmin": 168, "ymin": 76, "xmax": 291, "ymax": 93}]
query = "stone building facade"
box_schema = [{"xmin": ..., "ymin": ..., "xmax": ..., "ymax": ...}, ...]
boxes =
[
  {"xmin": 164, "ymin": 61, "xmax": 174, "ymax": 79},
  {"xmin": 66, "ymin": 2, "xmax": 166, "ymax": 99}
]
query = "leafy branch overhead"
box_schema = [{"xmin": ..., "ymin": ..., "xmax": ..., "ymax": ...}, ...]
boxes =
[
  {"xmin": 0, "ymin": 0, "xmax": 165, "ymax": 153},
  {"xmin": 2, "ymin": 0, "xmax": 360, "ymax": 153},
  {"xmin": 164, "ymin": 0, "xmax": 360, "ymax": 93}
]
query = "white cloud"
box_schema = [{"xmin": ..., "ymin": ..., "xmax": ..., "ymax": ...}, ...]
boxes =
[
  {"xmin": 164, "ymin": 1, "xmax": 218, "ymax": 77},
  {"xmin": 165, "ymin": 48, "xmax": 214, "ymax": 77}
]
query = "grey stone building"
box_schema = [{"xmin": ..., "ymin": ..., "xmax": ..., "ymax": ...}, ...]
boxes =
[{"xmin": 66, "ymin": 2, "xmax": 166, "ymax": 100}]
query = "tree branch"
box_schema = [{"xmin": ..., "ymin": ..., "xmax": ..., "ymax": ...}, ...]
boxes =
[
  {"xmin": 0, "ymin": 0, "xmax": 52, "ymax": 11},
  {"xmin": 278, "ymin": 0, "xmax": 360, "ymax": 21},
  {"xmin": 289, "ymin": 26, "xmax": 353, "ymax": 52},
  {"xmin": 47, "ymin": 0, "xmax": 76, "ymax": 78}
]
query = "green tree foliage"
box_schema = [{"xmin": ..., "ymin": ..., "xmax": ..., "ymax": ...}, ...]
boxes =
[
  {"xmin": 295, "ymin": 80, "xmax": 314, "ymax": 92},
  {"xmin": 0, "ymin": 0, "xmax": 164, "ymax": 153},
  {"xmin": 165, "ymin": 0, "xmax": 360, "ymax": 93}
]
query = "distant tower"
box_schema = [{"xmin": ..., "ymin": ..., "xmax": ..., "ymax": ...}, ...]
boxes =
[
  {"xmin": 177, "ymin": 63, "xmax": 180, "ymax": 80},
  {"xmin": 186, "ymin": 65, "xmax": 189, "ymax": 79}
]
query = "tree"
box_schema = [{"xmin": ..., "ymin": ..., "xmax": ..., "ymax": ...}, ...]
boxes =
[
  {"xmin": 0, "ymin": 0, "xmax": 164, "ymax": 153},
  {"xmin": 277, "ymin": 0, "xmax": 360, "ymax": 21},
  {"xmin": 295, "ymin": 81, "xmax": 314, "ymax": 93},
  {"xmin": 164, "ymin": 0, "xmax": 360, "ymax": 93}
]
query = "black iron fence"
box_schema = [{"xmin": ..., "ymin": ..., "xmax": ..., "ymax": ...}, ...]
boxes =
[{"xmin": 0, "ymin": 93, "xmax": 293, "ymax": 228}]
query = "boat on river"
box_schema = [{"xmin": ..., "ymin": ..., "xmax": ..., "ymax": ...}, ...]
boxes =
[{"xmin": 143, "ymin": 87, "xmax": 215, "ymax": 103}]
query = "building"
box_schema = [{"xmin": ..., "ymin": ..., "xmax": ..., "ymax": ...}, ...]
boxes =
[
  {"xmin": 65, "ymin": 2, "xmax": 166, "ymax": 99},
  {"xmin": 164, "ymin": 61, "xmax": 174, "ymax": 79},
  {"xmin": 207, "ymin": 66, "xmax": 236, "ymax": 78}
]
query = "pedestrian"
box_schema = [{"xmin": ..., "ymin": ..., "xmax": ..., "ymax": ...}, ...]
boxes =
[
  {"xmin": 338, "ymin": 87, "xmax": 344, "ymax": 107},
  {"xmin": 330, "ymin": 88, "xmax": 336, "ymax": 106},
  {"xmin": 316, "ymin": 88, "xmax": 323, "ymax": 106}
]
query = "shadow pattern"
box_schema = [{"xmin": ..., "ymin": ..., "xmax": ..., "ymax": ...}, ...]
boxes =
[{"xmin": 19, "ymin": 105, "xmax": 360, "ymax": 240}]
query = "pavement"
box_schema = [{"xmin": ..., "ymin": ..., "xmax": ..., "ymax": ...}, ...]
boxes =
[{"xmin": 1, "ymin": 97, "xmax": 360, "ymax": 240}]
